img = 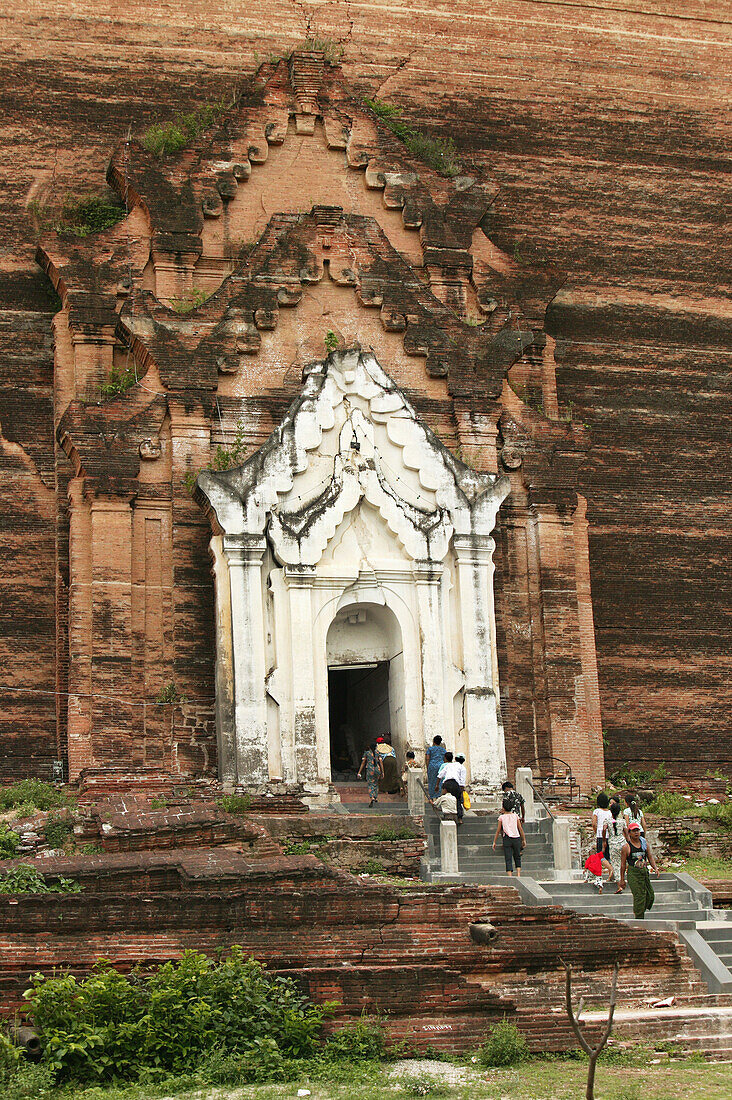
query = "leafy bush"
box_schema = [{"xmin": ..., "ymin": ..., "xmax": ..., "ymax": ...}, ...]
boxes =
[
  {"xmin": 198, "ymin": 1041, "xmax": 299, "ymax": 1084},
  {"xmin": 0, "ymin": 780, "xmax": 71, "ymax": 813},
  {"xmin": 2, "ymin": 1061, "xmax": 55, "ymax": 1100},
  {"xmin": 24, "ymin": 949, "xmax": 332, "ymax": 1084},
  {"xmin": 644, "ymin": 791, "xmax": 691, "ymax": 817},
  {"xmin": 0, "ymin": 822, "xmax": 20, "ymax": 859},
  {"xmin": 363, "ymin": 98, "xmax": 461, "ymax": 178},
  {"xmin": 0, "ymin": 1031, "xmax": 21, "ymax": 1081},
  {"xmin": 43, "ymin": 813, "xmax": 74, "ymax": 849},
  {"xmin": 362, "ymin": 858, "xmax": 385, "ymax": 874},
  {"xmin": 99, "ymin": 363, "xmax": 136, "ymax": 398},
  {"xmin": 0, "ymin": 864, "xmax": 81, "ymax": 895},
  {"xmin": 142, "ymin": 102, "xmax": 227, "ymax": 158},
  {"xmin": 609, "ymin": 762, "xmax": 668, "ymax": 787},
  {"xmin": 218, "ymin": 793, "xmax": 252, "ymax": 815},
  {"xmin": 323, "ymin": 1014, "xmax": 386, "ymax": 1062},
  {"xmin": 477, "ymin": 1018, "xmax": 529, "ymax": 1066}
]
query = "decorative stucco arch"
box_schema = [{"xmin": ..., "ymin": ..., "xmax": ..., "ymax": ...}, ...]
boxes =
[{"xmin": 198, "ymin": 348, "xmax": 510, "ymax": 800}]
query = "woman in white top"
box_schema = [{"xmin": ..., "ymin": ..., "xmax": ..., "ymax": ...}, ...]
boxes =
[
  {"xmin": 622, "ymin": 793, "xmax": 647, "ymax": 840},
  {"xmin": 592, "ymin": 792, "xmax": 613, "ymax": 857}
]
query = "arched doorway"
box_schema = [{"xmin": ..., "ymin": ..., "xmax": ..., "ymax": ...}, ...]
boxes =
[{"xmin": 325, "ymin": 603, "xmax": 404, "ymax": 782}]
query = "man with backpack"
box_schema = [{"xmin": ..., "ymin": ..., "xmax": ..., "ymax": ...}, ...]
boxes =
[{"xmin": 501, "ymin": 780, "xmax": 525, "ymax": 822}]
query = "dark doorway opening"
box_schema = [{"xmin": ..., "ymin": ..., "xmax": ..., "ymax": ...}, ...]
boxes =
[{"xmin": 328, "ymin": 661, "xmax": 390, "ymax": 780}]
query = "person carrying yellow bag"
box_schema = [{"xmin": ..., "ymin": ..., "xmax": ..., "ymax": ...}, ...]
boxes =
[{"xmin": 455, "ymin": 755, "xmax": 469, "ymax": 811}]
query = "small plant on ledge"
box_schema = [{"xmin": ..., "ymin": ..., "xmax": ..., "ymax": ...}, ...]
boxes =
[
  {"xmin": 29, "ymin": 192, "xmax": 126, "ymax": 238},
  {"xmin": 141, "ymin": 101, "xmax": 229, "ymax": 158},
  {"xmin": 170, "ymin": 286, "xmax": 211, "ymax": 314},
  {"xmin": 363, "ymin": 98, "xmax": 462, "ymax": 178},
  {"xmin": 0, "ymin": 863, "xmax": 81, "ymax": 894},
  {"xmin": 100, "ymin": 363, "xmax": 137, "ymax": 398},
  {"xmin": 155, "ymin": 682, "xmax": 184, "ymax": 706}
]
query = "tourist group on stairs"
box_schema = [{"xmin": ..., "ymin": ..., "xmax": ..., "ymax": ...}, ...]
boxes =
[{"xmin": 584, "ymin": 790, "xmax": 660, "ymax": 917}]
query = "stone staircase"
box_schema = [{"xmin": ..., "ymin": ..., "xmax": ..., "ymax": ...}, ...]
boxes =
[
  {"xmin": 422, "ymin": 811, "xmax": 554, "ymax": 882},
  {"xmin": 700, "ymin": 925, "xmax": 732, "ymax": 970},
  {"xmin": 538, "ymin": 874, "xmax": 714, "ymax": 923}
]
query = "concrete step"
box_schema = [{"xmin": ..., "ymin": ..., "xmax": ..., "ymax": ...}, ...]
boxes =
[
  {"xmin": 701, "ymin": 931, "xmax": 732, "ymax": 945},
  {"xmin": 541, "ymin": 878, "xmax": 692, "ymax": 895},
  {"xmin": 542, "ymin": 890, "xmax": 695, "ymax": 907}
]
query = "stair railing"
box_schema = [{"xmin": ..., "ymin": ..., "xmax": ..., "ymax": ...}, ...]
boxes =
[{"xmin": 526, "ymin": 779, "xmax": 556, "ymax": 823}]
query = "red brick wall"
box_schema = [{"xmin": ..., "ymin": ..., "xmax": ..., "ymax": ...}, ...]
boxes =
[{"xmin": 0, "ymin": 2, "xmax": 729, "ymax": 779}]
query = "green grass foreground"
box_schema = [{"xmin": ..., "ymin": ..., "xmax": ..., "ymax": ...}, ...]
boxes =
[{"xmin": 21, "ymin": 1056, "xmax": 730, "ymax": 1100}]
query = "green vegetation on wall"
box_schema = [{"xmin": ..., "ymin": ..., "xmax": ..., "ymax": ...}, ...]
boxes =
[{"xmin": 363, "ymin": 98, "xmax": 462, "ymax": 178}]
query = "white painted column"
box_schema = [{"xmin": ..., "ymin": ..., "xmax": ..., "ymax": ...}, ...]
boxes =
[
  {"xmin": 283, "ymin": 565, "xmax": 321, "ymax": 786},
  {"xmin": 439, "ymin": 820, "xmax": 460, "ymax": 874},
  {"xmin": 413, "ymin": 561, "xmax": 446, "ymax": 747},
  {"xmin": 453, "ymin": 534, "xmax": 506, "ymax": 792},
  {"xmin": 225, "ymin": 534, "xmax": 269, "ymax": 786},
  {"xmin": 515, "ymin": 766, "xmax": 536, "ymax": 822}
]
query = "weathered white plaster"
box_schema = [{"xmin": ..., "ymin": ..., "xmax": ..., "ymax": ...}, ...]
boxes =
[{"xmin": 198, "ymin": 350, "xmax": 509, "ymax": 795}]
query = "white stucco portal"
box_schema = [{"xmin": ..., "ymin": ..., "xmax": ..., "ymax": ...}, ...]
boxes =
[{"xmin": 198, "ymin": 349, "xmax": 510, "ymax": 797}]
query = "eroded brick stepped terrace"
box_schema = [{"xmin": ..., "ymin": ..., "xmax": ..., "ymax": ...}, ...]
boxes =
[{"xmin": 1, "ymin": 792, "xmax": 724, "ymax": 1055}]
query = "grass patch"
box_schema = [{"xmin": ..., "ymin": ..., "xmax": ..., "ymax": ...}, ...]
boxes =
[
  {"xmin": 298, "ymin": 35, "xmax": 345, "ymax": 64},
  {"xmin": 645, "ymin": 790, "xmax": 732, "ymax": 828},
  {"xmin": 29, "ymin": 193, "xmax": 125, "ymax": 238},
  {"xmin": 170, "ymin": 287, "xmax": 211, "ymax": 314},
  {"xmin": 676, "ymin": 855, "xmax": 732, "ymax": 880},
  {"xmin": 29, "ymin": 1054, "xmax": 732, "ymax": 1099},
  {"xmin": 0, "ymin": 779, "xmax": 73, "ymax": 813},
  {"xmin": 141, "ymin": 102, "xmax": 228, "ymax": 158},
  {"xmin": 364, "ymin": 98, "xmax": 462, "ymax": 178}
]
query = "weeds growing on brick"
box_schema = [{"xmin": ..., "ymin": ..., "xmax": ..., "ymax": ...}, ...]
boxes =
[
  {"xmin": 0, "ymin": 780, "xmax": 73, "ymax": 813},
  {"xmin": 0, "ymin": 821, "xmax": 20, "ymax": 858},
  {"xmin": 29, "ymin": 193, "xmax": 125, "ymax": 238},
  {"xmin": 100, "ymin": 363, "xmax": 137, "ymax": 398},
  {"xmin": 218, "ymin": 793, "xmax": 252, "ymax": 815},
  {"xmin": 43, "ymin": 812, "xmax": 74, "ymax": 849},
  {"xmin": 170, "ymin": 287, "xmax": 211, "ymax": 313},
  {"xmin": 141, "ymin": 102, "xmax": 228, "ymax": 158},
  {"xmin": 0, "ymin": 863, "xmax": 80, "ymax": 894},
  {"xmin": 364, "ymin": 98, "xmax": 461, "ymax": 178}
]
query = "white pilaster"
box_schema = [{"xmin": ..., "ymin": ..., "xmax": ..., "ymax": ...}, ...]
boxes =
[
  {"xmin": 453, "ymin": 534, "xmax": 506, "ymax": 791},
  {"xmin": 413, "ymin": 561, "xmax": 446, "ymax": 748},
  {"xmin": 225, "ymin": 534, "xmax": 269, "ymax": 785},
  {"xmin": 283, "ymin": 565, "xmax": 320, "ymax": 785}
]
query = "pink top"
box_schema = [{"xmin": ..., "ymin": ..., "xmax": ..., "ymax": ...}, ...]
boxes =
[{"xmin": 499, "ymin": 812, "xmax": 521, "ymax": 838}]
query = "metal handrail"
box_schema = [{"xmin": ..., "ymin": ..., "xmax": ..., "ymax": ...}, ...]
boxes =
[
  {"xmin": 417, "ymin": 778, "xmax": 443, "ymax": 819},
  {"xmin": 526, "ymin": 779, "xmax": 555, "ymax": 822},
  {"xmin": 523, "ymin": 756, "xmax": 580, "ymax": 800}
]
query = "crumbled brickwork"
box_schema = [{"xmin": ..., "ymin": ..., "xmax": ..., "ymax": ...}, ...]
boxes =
[{"xmin": 0, "ymin": 848, "xmax": 706, "ymax": 1050}]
